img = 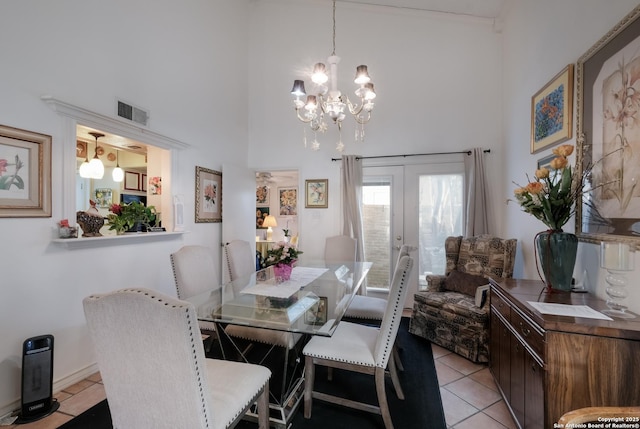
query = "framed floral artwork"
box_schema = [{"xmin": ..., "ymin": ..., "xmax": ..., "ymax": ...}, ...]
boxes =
[
  {"xmin": 576, "ymin": 4, "xmax": 640, "ymax": 244},
  {"xmin": 305, "ymin": 179, "xmax": 328, "ymax": 208},
  {"xmin": 149, "ymin": 176, "xmax": 161, "ymax": 195},
  {"xmin": 256, "ymin": 185, "xmax": 269, "ymax": 207},
  {"xmin": 195, "ymin": 166, "xmax": 222, "ymax": 223},
  {"xmin": 256, "ymin": 207, "xmax": 269, "ymax": 228},
  {"xmin": 278, "ymin": 187, "xmax": 297, "ymax": 216},
  {"xmin": 530, "ymin": 64, "xmax": 574, "ymax": 153},
  {"xmin": 0, "ymin": 124, "xmax": 52, "ymax": 218}
]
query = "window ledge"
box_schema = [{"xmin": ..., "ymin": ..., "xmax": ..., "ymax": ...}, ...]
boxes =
[{"xmin": 52, "ymin": 231, "xmax": 186, "ymax": 249}]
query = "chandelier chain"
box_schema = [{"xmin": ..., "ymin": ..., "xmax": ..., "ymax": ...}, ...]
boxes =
[{"xmin": 332, "ymin": 0, "xmax": 336, "ymax": 56}]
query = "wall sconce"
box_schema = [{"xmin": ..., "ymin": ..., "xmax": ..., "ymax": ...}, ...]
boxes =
[
  {"xmin": 600, "ymin": 241, "xmax": 636, "ymax": 318},
  {"xmin": 112, "ymin": 149, "xmax": 124, "ymax": 182},
  {"xmin": 263, "ymin": 215, "xmax": 277, "ymax": 241},
  {"xmin": 87, "ymin": 132, "xmax": 105, "ymax": 179}
]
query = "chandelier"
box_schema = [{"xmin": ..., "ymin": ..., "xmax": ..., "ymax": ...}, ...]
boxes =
[{"xmin": 290, "ymin": 0, "xmax": 376, "ymax": 152}]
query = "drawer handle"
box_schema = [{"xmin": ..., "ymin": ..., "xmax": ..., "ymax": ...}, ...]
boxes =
[{"xmin": 520, "ymin": 323, "xmax": 531, "ymax": 337}]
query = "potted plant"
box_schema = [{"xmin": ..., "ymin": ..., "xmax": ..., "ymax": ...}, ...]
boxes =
[{"xmin": 108, "ymin": 201, "xmax": 157, "ymax": 234}]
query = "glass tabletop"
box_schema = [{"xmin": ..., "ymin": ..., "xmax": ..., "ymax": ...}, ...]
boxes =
[{"xmin": 185, "ymin": 260, "xmax": 372, "ymax": 336}]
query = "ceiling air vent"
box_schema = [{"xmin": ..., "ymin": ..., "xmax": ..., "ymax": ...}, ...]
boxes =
[{"xmin": 117, "ymin": 100, "xmax": 149, "ymax": 126}]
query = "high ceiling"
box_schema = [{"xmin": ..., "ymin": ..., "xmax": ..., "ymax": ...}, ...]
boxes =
[{"xmin": 336, "ymin": 0, "xmax": 507, "ymax": 19}]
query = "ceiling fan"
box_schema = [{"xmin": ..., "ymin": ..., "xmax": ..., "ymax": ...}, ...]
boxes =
[{"xmin": 256, "ymin": 172, "xmax": 276, "ymax": 187}]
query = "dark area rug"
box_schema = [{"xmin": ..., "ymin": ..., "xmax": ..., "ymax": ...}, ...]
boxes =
[{"xmin": 58, "ymin": 318, "xmax": 445, "ymax": 429}]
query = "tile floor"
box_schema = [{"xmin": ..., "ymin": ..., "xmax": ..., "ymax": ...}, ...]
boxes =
[
  {"xmin": 431, "ymin": 343, "xmax": 517, "ymax": 429},
  {"xmin": 4, "ymin": 344, "xmax": 518, "ymax": 429}
]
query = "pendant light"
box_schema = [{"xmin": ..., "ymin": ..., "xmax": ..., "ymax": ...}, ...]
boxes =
[
  {"xmin": 112, "ymin": 149, "xmax": 124, "ymax": 182},
  {"xmin": 88, "ymin": 132, "xmax": 105, "ymax": 179},
  {"xmin": 78, "ymin": 150, "xmax": 91, "ymax": 178}
]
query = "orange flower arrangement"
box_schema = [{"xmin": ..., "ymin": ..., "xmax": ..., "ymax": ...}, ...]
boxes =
[{"xmin": 512, "ymin": 144, "xmax": 582, "ymax": 230}]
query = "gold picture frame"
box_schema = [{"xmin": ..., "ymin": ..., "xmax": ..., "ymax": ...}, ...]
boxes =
[
  {"xmin": 530, "ymin": 64, "xmax": 574, "ymax": 153},
  {"xmin": 305, "ymin": 179, "xmax": 328, "ymax": 208},
  {"xmin": 576, "ymin": 4, "xmax": 640, "ymax": 245},
  {"xmin": 195, "ymin": 166, "xmax": 222, "ymax": 223},
  {"xmin": 0, "ymin": 124, "xmax": 51, "ymax": 218}
]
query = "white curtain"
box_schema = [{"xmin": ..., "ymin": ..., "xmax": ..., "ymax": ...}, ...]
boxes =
[
  {"xmin": 464, "ymin": 148, "xmax": 489, "ymax": 236},
  {"xmin": 341, "ymin": 155, "xmax": 366, "ymax": 265}
]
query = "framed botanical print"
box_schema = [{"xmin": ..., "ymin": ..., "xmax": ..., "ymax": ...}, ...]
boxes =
[
  {"xmin": 256, "ymin": 185, "xmax": 269, "ymax": 207},
  {"xmin": 576, "ymin": 4, "xmax": 640, "ymax": 245},
  {"xmin": 530, "ymin": 64, "xmax": 574, "ymax": 153},
  {"xmin": 278, "ymin": 187, "xmax": 297, "ymax": 216},
  {"xmin": 305, "ymin": 179, "xmax": 328, "ymax": 208},
  {"xmin": 0, "ymin": 124, "xmax": 52, "ymax": 217},
  {"xmin": 195, "ymin": 166, "xmax": 222, "ymax": 223}
]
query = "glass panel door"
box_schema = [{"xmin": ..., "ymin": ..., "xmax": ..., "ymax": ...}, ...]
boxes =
[
  {"xmin": 363, "ymin": 162, "xmax": 464, "ymax": 309},
  {"xmin": 362, "ymin": 166, "xmax": 403, "ymax": 290},
  {"xmin": 404, "ymin": 163, "xmax": 464, "ymax": 307}
]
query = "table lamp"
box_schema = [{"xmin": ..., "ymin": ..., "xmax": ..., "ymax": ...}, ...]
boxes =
[
  {"xmin": 263, "ymin": 215, "xmax": 277, "ymax": 241},
  {"xmin": 600, "ymin": 241, "xmax": 635, "ymax": 318}
]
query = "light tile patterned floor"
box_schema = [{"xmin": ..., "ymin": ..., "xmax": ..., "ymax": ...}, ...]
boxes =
[
  {"xmin": 5, "ymin": 344, "xmax": 518, "ymax": 429},
  {"xmin": 431, "ymin": 343, "xmax": 517, "ymax": 429}
]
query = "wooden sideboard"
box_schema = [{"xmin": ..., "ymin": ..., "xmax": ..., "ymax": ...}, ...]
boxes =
[{"xmin": 489, "ymin": 278, "xmax": 640, "ymax": 429}]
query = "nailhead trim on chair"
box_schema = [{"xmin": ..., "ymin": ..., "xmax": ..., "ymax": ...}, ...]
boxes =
[
  {"xmin": 376, "ymin": 262, "xmax": 409, "ymax": 368},
  {"xmin": 116, "ymin": 288, "xmax": 213, "ymax": 428}
]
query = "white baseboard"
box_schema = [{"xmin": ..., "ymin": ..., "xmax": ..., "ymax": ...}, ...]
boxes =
[{"xmin": 0, "ymin": 363, "xmax": 99, "ymax": 419}]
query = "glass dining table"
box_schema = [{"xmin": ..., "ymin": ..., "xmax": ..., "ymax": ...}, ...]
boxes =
[{"xmin": 184, "ymin": 260, "xmax": 372, "ymax": 428}]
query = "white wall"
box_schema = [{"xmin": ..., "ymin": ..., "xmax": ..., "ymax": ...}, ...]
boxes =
[
  {"xmin": 501, "ymin": 0, "xmax": 640, "ymax": 310},
  {"xmin": 248, "ymin": 0, "xmax": 504, "ymax": 260},
  {"xmin": 0, "ymin": 0, "xmax": 250, "ymax": 414}
]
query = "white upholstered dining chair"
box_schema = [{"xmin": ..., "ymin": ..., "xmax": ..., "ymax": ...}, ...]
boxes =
[
  {"xmin": 83, "ymin": 288, "xmax": 271, "ymax": 429},
  {"xmin": 302, "ymin": 254, "xmax": 414, "ymax": 429},
  {"xmin": 324, "ymin": 235, "xmax": 357, "ymax": 264},
  {"xmin": 170, "ymin": 245, "xmax": 219, "ymax": 340}
]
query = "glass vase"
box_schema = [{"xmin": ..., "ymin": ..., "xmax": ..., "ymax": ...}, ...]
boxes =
[
  {"xmin": 535, "ymin": 230, "xmax": 578, "ymax": 292},
  {"xmin": 273, "ymin": 263, "xmax": 293, "ymax": 282}
]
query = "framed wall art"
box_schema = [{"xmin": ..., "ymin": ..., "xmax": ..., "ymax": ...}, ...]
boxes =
[
  {"xmin": 278, "ymin": 187, "xmax": 297, "ymax": 216},
  {"xmin": 305, "ymin": 296, "xmax": 327, "ymax": 325},
  {"xmin": 0, "ymin": 124, "xmax": 51, "ymax": 218},
  {"xmin": 305, "ymin": 179, "xmax": 328, "ymax": 208},
  {"xmin": 576, "ymin": 4, "xmax": 640, "ymax": 245},
  {"xmin": 256, "ymin": 207, "xmax": 269, "ymax": 228},
  {"xmin": 256, "ymin": 185, "xmax": 269, "ymax": 207},
  {"xmin": 537, "ymin": 153, "xmax": 557, "ymax": 171},
  {"xmin": 94, "ymin": 188, "xmax": 113, "ymax": 208},
  {"xmin": 530, "ymin": 64, "xmax": 574, "ymax": 153},
  {"xmin": 124, "ymin": 171, "xmax": 140, "ymax": 191},
  {"xmin": 195, "ymin": 166, "xmax": 222, "ymax": 223}
]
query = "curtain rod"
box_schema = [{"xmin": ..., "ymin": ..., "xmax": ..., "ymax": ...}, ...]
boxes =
[{"xmin": 330, "ymin": 149, "xmax": 490, "ymax": 162}]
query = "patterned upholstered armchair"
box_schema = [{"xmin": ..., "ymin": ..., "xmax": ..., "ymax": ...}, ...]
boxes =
[{"xmin": 409, "ymin": 235, "xmax": 517, "ymax": 363}]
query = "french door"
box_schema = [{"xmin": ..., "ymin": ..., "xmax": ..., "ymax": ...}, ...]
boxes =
[{"xmin": 362, "ymin": 161, "xmax": 465, "ymax": 308}]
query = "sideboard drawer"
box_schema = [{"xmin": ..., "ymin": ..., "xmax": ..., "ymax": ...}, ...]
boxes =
[
  {"xmin": 511, "ymin": 309, "xmax": 544, "ymax": 359},
  {"xmin": 491, "ymin": 290, "xmax": 511, "ymax": 321}
]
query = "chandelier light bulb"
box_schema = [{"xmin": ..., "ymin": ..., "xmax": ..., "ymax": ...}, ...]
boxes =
[
  {"xmin": 290, "ymin": 80, "xmax": 306, "ymax": 97},
  {"xmin": 354, "ymin": 65, "xmax": 371, "ymax": 84},
  {"xmin": 312, "ymin": 63, "xmax": 328, "ymax": 84}
]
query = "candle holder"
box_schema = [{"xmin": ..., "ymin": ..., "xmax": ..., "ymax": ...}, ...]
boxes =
[{"xmin": 600, "ymin": 242, "xmax": 635, "ymax": 319}]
